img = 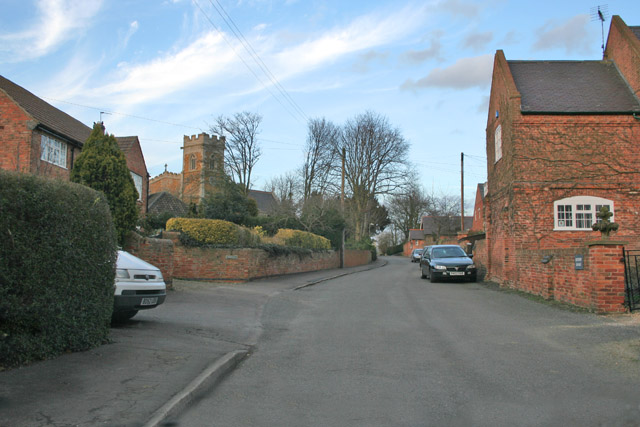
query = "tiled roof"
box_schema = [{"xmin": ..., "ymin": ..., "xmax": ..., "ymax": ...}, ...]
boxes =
[
  {"xmin": 508, "ymin": 61, "xmax": 640, "ymax": 113},
  {"xmin": 408, "ymin": 229, "xmax": 425, "ymax": 241},
  {"xmin": 0, "ymin": 75, "xmax": 91, "ymax": 146},
  {"xmin": 116, "ymin": 136, "xmax": 137, "ymax": 154},
  {"xmin": 148, "ymin": 192, "xmax": 187, "ymax": 216},
  {"xmin": 248, "ymin": 189, "xmax": 277, "ymax": 214}
]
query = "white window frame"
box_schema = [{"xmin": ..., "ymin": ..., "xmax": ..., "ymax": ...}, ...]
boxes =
[
  {"xmin": 554, "ymin": 196, "xmax": 614, "ymax": 231},
  {"xmin": 40, "ymin": 134, "xmax": 67, "ymax": 168},
  {"xmin": 494, "ymin": 124, "xmax": 502, "ymax": 163},
  {"xmin": 130, "ymin": 172, "xmax": 142, "ymax": 201}
]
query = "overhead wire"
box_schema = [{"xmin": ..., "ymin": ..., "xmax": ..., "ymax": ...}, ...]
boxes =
[
  {"xmin": 193, "ymin": 0, "xmax": 308, "ymax": 125},
  {"xmin": 207, "ymin": 0, "xmax": 308, "ymax": 123}
]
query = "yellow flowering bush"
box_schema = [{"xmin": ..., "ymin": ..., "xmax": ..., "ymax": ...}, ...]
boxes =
[
  {"xmin": 166, "ymin": 218, "xmax": 258, "ymax": 245},
  {"xmin": 273, "ymin": 228, "xmax": 331, "ymax": 250}
]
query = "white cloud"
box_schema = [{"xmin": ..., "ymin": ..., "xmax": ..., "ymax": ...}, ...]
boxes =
[
  {"xmin": 462, "ymin": 31, "xmax": 493, "ymax": 52},
  {"xmin": 401, "ymin": 54, "xmax": 493, "ymax": 91},
  {"xmin": 272, "ymin": 4, "xmax": 430, "ymax": 78},
  {"xmin": 122, "ymin": 21, "xmax": 139, "ymax": 48},
  {"xmin": 0, "ymin": 0, "xmax": 103, "ymax": 62},
  {"xmin": 533, "ymin": 14, "xmax": 592, "ymax": 55},
  {"xmin": 76, "ymin": 4, "xmax": 430, "ymax": 111},
  {"xmin": 90, "ymin": 31, "xmax": 236, "ymax": 106}
]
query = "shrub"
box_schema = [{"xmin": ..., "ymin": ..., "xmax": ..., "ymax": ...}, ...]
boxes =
[
  {"xmin": 273, "ymin": 229, "xmax": 331, "ymax": 250},
  {"xmin": 166, "ymin": 217, "xmax": 261, "ymax": 246},
  {"xmin": 70, "ymin": 123, "xmax": 138, "ymax": 244},
  {"xmin": 0, "ymin": 170, "xmax": 117, "ymax": 369}
]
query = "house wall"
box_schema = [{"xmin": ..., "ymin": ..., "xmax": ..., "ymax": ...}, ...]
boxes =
[
  {"xmin": 605, "ymin": 16, "xmax": 640, "ymax": 97},
  {"xmin": 124, "ymin": 141, "xmax": 149, "ymax": 214},
  {"xmin": 0, "ymin": 92, "xmax": 33, "ymax": 173}
]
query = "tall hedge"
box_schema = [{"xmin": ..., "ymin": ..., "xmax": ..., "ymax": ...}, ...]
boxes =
[{"xmin": 0, "ymin": 170, "xmax": 117, "ymax": 369}]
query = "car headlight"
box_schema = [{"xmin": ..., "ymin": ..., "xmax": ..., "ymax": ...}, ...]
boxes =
[
  {"xmin": 116, "ymin": 269, "xmax": 130, "ymax": 280},
  {"xmin": 434, "ymin": 265, "xmax": 447, "ymax": 270},
  {"xmin": 466, "ymin": 264, "xmax": 477, "ymax": 270}
]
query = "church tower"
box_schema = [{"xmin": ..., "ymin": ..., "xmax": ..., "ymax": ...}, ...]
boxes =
[{"xmin": 180, "ymin": 133, "xmax": 225, "ymax": 205}]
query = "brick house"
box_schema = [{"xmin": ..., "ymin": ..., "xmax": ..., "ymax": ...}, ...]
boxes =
[
  {"xmin": 403, "ymin": 215, "xmax": 472, "ymax": 256},
  {"xmin": 0, "ymin": 75, "xmax": 89, "ymax": 180},
  {"xmin": 479, "ymin": 16, "xmax": 640, "ymax": 309},
  {"xmin": 116, "ymin": 136, "xmax": 150, "ymax": 214},
  {"xmin": 0, "ymin": 75, "xmax": 150, "ymax": 213}
]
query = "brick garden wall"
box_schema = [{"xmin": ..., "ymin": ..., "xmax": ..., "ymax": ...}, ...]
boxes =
[
  {"xmin": 472, "ymin": 238, "xmax": 627, "ymax": 313},
  {"xmin": 124, "ymin": 232, "xmax": 372, "ymax": 283}
]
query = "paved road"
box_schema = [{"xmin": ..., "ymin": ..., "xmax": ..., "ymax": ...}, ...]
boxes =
[
  {"xmin": 0, "ymin": 260, "xmax": 380, "ymax": 427},
  {"xmin": 175, "ymin": 256, "xmax": 640, "ymax": 427}
]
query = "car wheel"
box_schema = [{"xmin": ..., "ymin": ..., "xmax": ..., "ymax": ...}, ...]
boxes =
[
  {"xmin": 429, "ymin": 271, "xmax": 437, "ymax": 283},
  {"xmin": 112, "ymin": 310, "xmax": 138, "ymax": 322},
  {"xmin": 421, "ymin": 268, "xmax": 426, "ymax": 279},
  {"xmin": 469, "ymin": 274, "xmax": 477, "ymax": 283}
]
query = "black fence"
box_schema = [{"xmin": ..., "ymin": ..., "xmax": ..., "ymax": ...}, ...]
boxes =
[{"xmin": 622, "ymin": 249, "xmax": 640, "ymax": 312}]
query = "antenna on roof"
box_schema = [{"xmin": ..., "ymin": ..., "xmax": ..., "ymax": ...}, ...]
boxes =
[
  {"xmin": 590, "ymin": 4, "xmax": 609, "ymax": 57},
  {"xmin": 99, "ymin": 111, "xmax": 111, "ymax": 123}
]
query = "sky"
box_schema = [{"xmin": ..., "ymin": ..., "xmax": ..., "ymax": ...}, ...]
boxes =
[{"xmin": 2, "ymin": 0, "xmax": 639, "ymax": 213}]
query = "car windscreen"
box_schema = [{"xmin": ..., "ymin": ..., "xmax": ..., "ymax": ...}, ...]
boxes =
[{"xmin": 431, "ymin": 247, "xmax": 466, "ymax": 258}]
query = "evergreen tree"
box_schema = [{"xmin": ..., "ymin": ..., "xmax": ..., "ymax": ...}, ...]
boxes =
[
  {"xmin": 200, "ymin": 174, "xmax": 257, "ymax": 224},
  {"xmin": 71, "ymin": 123, "xmax": 138, "ymax": 244}
]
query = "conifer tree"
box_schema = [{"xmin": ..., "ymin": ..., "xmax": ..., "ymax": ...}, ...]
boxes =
[{"xmin": 71, "ymin": 123, "xmax": 138, "ymax": 244}]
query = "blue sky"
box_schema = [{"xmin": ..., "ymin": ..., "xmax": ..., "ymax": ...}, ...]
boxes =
[{"xmin": 2, "ymin": 0, "xmax": 639, "ymax": 212}]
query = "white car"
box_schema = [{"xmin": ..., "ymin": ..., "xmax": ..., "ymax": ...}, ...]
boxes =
[{"xmin": 113, "ymin": 250, "xmax": 166, "ymax": 321}]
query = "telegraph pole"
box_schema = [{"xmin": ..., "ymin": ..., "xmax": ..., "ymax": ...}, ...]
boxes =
[
  {"xmin": 341, "ymin": 147, "xmax": 346, "ymax": 268},
  {"xmin": 461, "ymin": 152, "xmax": 464, "ymax": 231}
]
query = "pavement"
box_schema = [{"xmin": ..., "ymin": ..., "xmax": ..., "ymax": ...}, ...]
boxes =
[{"xmin": 0, "ymin": 258, "xmax": 387, "ymax": 427}]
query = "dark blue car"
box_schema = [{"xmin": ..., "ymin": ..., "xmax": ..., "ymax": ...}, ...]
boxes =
[{"xmin": 420, "ymin": 245, "xmax": 477, "ymax": 282}]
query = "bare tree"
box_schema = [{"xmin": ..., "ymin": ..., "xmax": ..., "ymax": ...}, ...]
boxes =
[
  {"xmin": 388, "ymin": 182, "xmax": 430, "ymax": 241},
  {"xmin": 337, "ymin": 111, "xmax": 410, "ymax": 240},
  {"xmin": 264, "ymin": 171, "xmax": 300, "ymax": 217},
  {"xmin": 300, "ymin": 118, "xmax": 340, "ymax": 202},
  {"xmin": 210, "ymin": 111, "xmax": 262, "ymax": 194},
  {"xmin": 423, "ymin": 192, "xmax": 463, "ymax": 242}
]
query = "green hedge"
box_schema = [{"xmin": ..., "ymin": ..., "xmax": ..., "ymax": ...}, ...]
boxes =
[{"xmin": 0, "ymin": 171, "xmax": 117, "ymax": 369}]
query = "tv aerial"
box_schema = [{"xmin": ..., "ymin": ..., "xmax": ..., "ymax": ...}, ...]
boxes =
[{"xmin": 591, "ymin": 4, "xmax": 609, "ymax": 56}]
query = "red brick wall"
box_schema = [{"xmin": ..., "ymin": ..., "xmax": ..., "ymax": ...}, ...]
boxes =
[
  {"xmin": 124, "ymin": 233, "xmax": 174, "ymax": 286},
  {"xmin": 344, "ymin": 249, "xmax": 371, "ymax": 267},
  {"xmin": 0, "ymin": 92, "xmax": 33, "ymax": 173},
  {"xmin": 605, "ymin": 16, "xmax": 640, "ymax": 98},
  {"xmin": 125, "ymin": 231, "xmax": 372, "ymax": 283}
]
